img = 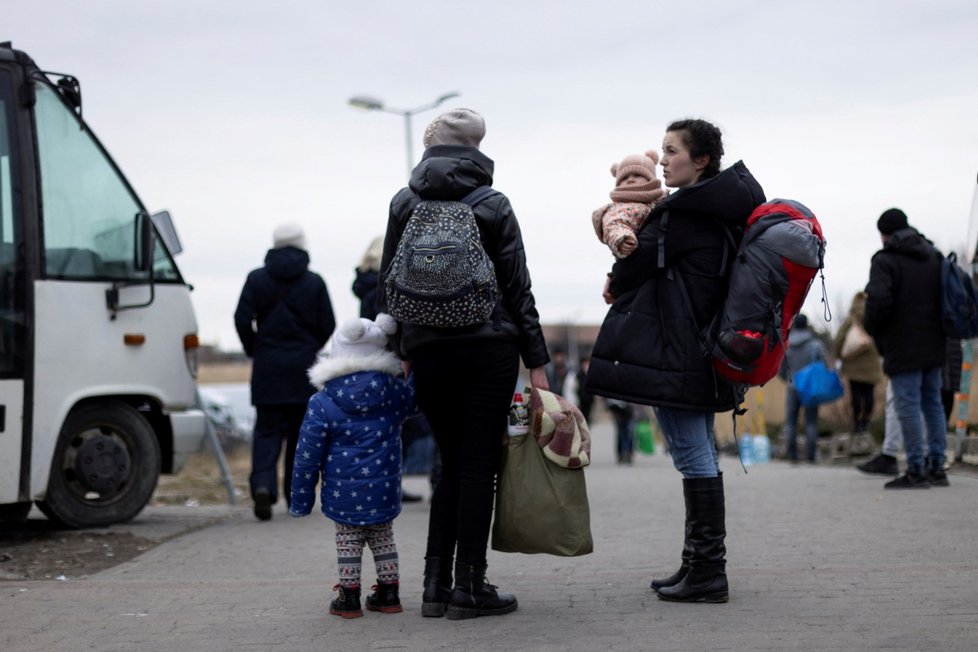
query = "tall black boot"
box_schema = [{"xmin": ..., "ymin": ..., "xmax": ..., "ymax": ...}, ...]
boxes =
[
  {"xmin": 657, "ymin": 475, "xmax": 728, "ymax": 603},
  {"xmin": 650, "ymin": 482, "xmax": 693, "ymax": 592},
  {"xmin": 445, "ymin": 561, "xmax": 518, "ymax": 620},
  {"xmin": 421, "ymin": 556, "xmax": 453, "ymax": 617}
]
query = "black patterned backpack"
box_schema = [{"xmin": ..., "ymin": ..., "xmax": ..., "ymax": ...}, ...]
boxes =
[{"xmin": 385, "ymin": 186, "xmax": 499, "ymax": 327}]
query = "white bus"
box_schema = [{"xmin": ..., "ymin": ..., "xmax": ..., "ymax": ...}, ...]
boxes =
[{"xmin": 0, "ymin": 44, "xmax": 206, "ymax": 527}]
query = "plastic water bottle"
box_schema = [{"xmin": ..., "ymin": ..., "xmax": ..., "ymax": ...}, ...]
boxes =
[
  {"xmin": 738, "ymin": 434, "xmax": 755, "ymax": 467},
  {"xmin": 507, "ymin": 392, "xmax": 529, "ymax": 437},
  {"xmin": 753, "ymin": 434, "xmax": 771, "ymax": 464}
]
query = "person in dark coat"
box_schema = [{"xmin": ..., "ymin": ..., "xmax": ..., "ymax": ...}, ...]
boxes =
[
  {"xmin": 234, "ymin": 223, "xmax": 336, "ymax": 520},
  {"xmin": 352, "ymin": 235, "xmax": 383, "ymax": 319},
  {"xmin": 378, "ymin": 109, "xmax": 550, "ymax": 620},
  {"xmin": 588, "ymin": 118, "xmax": 766, "ymax": 604},
  {"xmin": 863, "ymin": 208, "xmax": 947, "ymax": 488}
]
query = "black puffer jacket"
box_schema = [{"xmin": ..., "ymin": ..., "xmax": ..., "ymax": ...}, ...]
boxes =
[
  {"xmin": 378, "ymin": 145, "xmax": 549, "ymax": 370},
  {"xmin": 234, "ymin": 246, "xmax": 336, "ymax": 404},
  {"xmin": 586, "ymin": 162, "xmax": 765, "ymax": 410},
  {"xmin": 352, "ymin": 267, "xmax": 379, "ymax": 319},
  {"xmin": 863, "ymin": 227, "xmax": 945, "ymax": 375}
]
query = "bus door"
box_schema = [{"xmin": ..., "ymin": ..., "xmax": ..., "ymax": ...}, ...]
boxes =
[{"xmin": 0, "ymin": 65, "xmax": 27, "ymax": 503}]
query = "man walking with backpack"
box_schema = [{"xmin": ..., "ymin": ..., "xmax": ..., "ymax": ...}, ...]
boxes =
[
  {"xmin": 863, "ymin": 208, "xmax": 947, "ymax": 489},
  {"xmin": 235, "ymin": 223, "xmax": 336, "ymax": 519}
]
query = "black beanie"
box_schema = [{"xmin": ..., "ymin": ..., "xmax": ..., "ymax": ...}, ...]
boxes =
[{"xmin": 877, "ymin": 208, "xmax": 908, "ymax": 235}]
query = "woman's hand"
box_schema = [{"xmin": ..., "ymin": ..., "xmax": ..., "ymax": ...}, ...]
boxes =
[
  {"xmin": 529, "ymin": 366, "xmax": 550, "ymax": 391},
  {"xmin": 400, "ymin": 360, "xmax": 412, "ymax": 377},
  {"xmin": 602, "ymin": 275, "xmax": 616, "ymax": 304}
]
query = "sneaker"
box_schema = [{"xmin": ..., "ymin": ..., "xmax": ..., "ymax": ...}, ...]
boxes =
[
  {"xmin": 857, "ymin": 454, "xmax": 899, "ymax": 476},
  {"xmin": 927, "ymin": 467, "xmax": 950, "ymax": 487},
  {"xmin": 253, "ymin": 488, "xmax": 273, "ymax": 521},
  {"xmin": 884, "ymin": 472, "xmax": 930, "ymax": 489}
]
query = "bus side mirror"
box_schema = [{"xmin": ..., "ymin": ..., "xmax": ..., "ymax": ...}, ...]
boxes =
[
  {"xmin": 107, "ymin": 213, "xmax": 156, "ymax": 319},
  {"xmin": 151, "ymin": 210, "xmax": 183, "ymax": 256},
  {"xmin": 135, "ymin": 212, "xmax": 155, "ymax": 273}
]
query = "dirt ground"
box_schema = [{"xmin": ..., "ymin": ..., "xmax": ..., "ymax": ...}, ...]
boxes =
[{"xmin": 0, "ymin": 445, "xmax": 253, "ymax": 581}]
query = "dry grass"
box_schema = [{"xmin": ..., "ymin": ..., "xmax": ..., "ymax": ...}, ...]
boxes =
[
  {"xmin": 153, "ymin": 445, "xmax": 252, "ymax": 506},
  {"xmin": 198, "ymin": 362, "xmax": 251, "ymax": 384}
]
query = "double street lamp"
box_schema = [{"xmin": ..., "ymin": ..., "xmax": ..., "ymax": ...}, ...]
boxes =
[{"xmin": 348, "ymin": 92, "xmax": 460, "ymax": 178}]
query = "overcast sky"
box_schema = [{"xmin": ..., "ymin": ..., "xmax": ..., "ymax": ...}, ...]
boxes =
[{"xmin": 7, "ymin": 1, "xmax": 978, "ymax": 351}]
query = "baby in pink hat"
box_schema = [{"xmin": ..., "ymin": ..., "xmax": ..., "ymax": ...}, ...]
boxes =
[{"xmin": 591, "ymin": 151, "xmax": 665, "ymax": 258}]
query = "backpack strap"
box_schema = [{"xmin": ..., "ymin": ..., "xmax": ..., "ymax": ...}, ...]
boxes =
[
  {"xmin": 460, "ymin": 186, "xmax": 495, "ymax": 207},
  {"xmin": 656, "ymin": 211, "xmax": 669, "ymax": 269},
  {"xmin": 713, "ymin": 219, "xmax": 739, "ymax": 277},
  {"xmin": 459, "ymin": 184, "xmax": 502, "ymax": 330}
]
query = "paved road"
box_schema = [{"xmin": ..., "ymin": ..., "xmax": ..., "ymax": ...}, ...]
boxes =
[{"xmin": 3, "ymin": 421, "xmax": 977, "ymax": 651}]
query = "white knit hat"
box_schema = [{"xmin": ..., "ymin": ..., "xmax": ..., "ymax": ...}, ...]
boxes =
[
  {"xmin": 329, "ymin": 313, "xmax": 397, "ymax": 359},
  {"xmin": 272, "ymin": 222, "xmax": 307, "ymax": 250}
]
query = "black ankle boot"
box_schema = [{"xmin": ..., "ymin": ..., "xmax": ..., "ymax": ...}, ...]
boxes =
[
  {"xmin": 446, "ymin": 561, "xmax": 518, "ymax": 620},
  {"xmin": 658, "ymin": 475, "xmax": 729, "ymax": 603},
  {"xmin": 422, "ymin": 556, "xmax": 453, "ymax": 617},
  {"xmin": 329, "ymin": 584, "xmax": 363, "ymax": 618},
  {"xmin": 365, "ymin": 581, "xmax": 402, "ymax": 613}
]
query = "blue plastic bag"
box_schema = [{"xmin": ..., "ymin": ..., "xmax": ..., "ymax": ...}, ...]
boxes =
[{"xmin": 793, "ymin": 360, "xmax": 844, "ymax": 407}]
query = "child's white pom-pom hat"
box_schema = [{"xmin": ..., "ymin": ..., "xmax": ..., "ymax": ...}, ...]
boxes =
[{"xmin": 329, "ymin": 313, "xmax": 396, "ymax": 359}]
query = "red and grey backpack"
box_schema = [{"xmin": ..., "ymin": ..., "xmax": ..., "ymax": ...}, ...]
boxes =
[{"xmin": 709, "ymin": 199, "xmax": 826, "ymax": 389}]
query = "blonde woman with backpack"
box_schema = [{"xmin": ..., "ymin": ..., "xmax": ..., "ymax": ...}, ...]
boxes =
[{"xmin": 377, "ymin": 109, "xmax": 550, "ymax": 620}]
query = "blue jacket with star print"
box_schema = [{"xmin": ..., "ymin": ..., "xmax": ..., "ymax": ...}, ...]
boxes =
[{"xmin": 289, "ymin": 348, "xmax": 415, "ymax": 526}]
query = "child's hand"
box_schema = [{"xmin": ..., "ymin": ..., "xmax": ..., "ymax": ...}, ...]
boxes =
[{"xmin": 618, "ymin": 235, "xmax": 637, "ymax": 257}]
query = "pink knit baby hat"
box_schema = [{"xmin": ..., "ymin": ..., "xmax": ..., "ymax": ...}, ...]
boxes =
[{"xmin": 610, "ymin": 151, "xmax": 659, "ymax": 187}]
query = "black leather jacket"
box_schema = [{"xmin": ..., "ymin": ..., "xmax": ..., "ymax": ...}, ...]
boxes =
[{"xmin": 378, "ymin": 145, "xmax": 550, "ymax": 370}]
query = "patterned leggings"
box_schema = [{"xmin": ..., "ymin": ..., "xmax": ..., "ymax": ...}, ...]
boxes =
[{"xmin": 335, "ymin": 521, "xmax": 399, "ymax": 588}]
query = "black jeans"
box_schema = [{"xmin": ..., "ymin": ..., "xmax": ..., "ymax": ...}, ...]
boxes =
[
  {"xmin": 848, "ymin": 380, "xmax": 875, "ymax": 432},
  {"xmin": 412, "ymin": 339, "xmax": 519, "ymax": 566},
  {"xmin": 250, "ymin": 403, "xmax": 306, "ymax": 506}
]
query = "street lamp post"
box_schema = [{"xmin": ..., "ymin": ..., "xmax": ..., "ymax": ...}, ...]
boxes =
[{"xmin": 348, "ymin": 92, "xmax": 460, "ymax": 178}]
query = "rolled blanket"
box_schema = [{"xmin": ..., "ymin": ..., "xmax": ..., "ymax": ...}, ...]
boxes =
[{"xmin": 528, "ymin": 386, "xmax": 591, "ymax": 468}]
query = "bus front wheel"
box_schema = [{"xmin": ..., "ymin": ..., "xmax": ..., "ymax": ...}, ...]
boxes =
[{"xmin": 38, "ymin": 401, "xmax": 161, "ymax": 528}]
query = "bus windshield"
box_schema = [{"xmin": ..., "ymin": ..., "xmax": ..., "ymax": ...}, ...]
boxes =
[{"xmin": 34, "ymin": 80, "xmax": 181, "ymax": 282}]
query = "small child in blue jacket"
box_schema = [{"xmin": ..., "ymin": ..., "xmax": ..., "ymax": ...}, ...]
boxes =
[{"xmin": 290, "ymin": 313, "xmax": 415, "ymax": 619}]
